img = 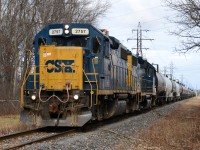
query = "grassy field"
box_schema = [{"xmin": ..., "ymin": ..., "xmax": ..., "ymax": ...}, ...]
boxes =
[
  {"xmin": 0, "ymin": 115, "xmax": 31, "ymax": 136},
  {"xmin": 0, "ymin": 115, "xmax": 20, "ymax": 128},
  {"xmin": 115, "ymin": 97, "xmax": 200, "ymax": 150}
]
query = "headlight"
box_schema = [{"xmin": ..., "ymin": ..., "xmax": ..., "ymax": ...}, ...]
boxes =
[
  {"xmin": 31, "ymin": 95, "xmax": 36, "ymax": 100},
  {"xmin": 65, "ymin": 24, "xmax": 70, "ymax": 34},
  {"xmin": 65, "ymin": 25, "xmax": 69, "ymax": 29},
  {"xmin": 74, "ymin": 94, "xmax": 79, "ymax": 100},
  {"xmin": 65, "ymin": 30, "xmax": 69, "ymax": 34}
]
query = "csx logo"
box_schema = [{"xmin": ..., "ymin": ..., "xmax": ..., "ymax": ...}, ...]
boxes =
[{"xmin": 45, "ymin": 60, "xmax": 75, "ymax": 73}]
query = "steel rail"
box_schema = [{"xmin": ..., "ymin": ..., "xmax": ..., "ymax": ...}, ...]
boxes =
[
  {"xmin": 3, "ymin": 129, "xmax": 76, "ymax": 150},
  {"xmin": 0, "ymin": 127, "xmax": 47, "ymax": 142}
]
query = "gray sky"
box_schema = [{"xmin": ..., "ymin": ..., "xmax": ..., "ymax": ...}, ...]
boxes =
[{"xmin": 99, "ymin": 0, "xmax": 200, "ymax": 90}]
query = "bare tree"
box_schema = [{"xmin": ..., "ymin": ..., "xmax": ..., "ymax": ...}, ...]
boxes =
[
  {"xmin": 0, "ymin": 0, "xmax": 110, "ymax": 99},
  {"xmin": 165, "ymin": 0, "xmax": 200, "ymax": 53}
]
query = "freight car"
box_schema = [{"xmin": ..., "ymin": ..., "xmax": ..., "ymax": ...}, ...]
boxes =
[{"xmin": 20, "ymin": 23, "xmax": 195, "ymax": 127}]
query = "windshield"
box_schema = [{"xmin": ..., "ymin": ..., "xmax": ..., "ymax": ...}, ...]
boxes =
[{"xmin": 51, "ymin": 37, "xmax": 88, "ymax": 47}]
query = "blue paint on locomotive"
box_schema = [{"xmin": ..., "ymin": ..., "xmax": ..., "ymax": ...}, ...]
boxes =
[{"xmin": 138, "ymin": 56, "xmax": 155, "ymax": 93}]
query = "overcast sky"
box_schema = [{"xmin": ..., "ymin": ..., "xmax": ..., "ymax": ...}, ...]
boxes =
[{"xmin": 98, "ymin": 0, "xmax": 200, "ymax": 90}]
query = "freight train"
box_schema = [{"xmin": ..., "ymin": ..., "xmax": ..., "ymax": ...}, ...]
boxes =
[{"xmin": 20, "ymin": 23, "xmax": 195, "ymax": 127}]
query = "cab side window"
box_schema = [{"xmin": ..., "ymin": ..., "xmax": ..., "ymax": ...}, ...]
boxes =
[
  {"xmin": 92, "ymin": 36, "xmax": 101, "ymax": 54},
  {"xmin": 147, "ymin": 68, "xmax": 152, "ymax": 77}
]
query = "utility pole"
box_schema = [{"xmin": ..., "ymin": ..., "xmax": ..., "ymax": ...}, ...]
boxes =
[
  {"xmin": 181, "ymin": 74, "xmax": 183, "ymax": 83},
  {"xmin": 163, "ymin": 66, "xmax": 167, "ymax": 76},
  {"xmin": 166, "ymin": 62, "xmax": 176, "ymax": 79},
  {"xmin": 196, "ymin": 85, "xmax": 198, "ymax": 96},
  {"xmin": 127, "ymin": 22, "xmax": 154, "ymax": 57},
  {"xmin": 169, "ymin": 62, "xmax": 175, "ymax": 77}
]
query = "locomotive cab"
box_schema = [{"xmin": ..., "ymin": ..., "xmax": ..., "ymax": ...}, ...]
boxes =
[{"xmin": 138, "ymin": 57, "xmax": 156, "ymax": 108}]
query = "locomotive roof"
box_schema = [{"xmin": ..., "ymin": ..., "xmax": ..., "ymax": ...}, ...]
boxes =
[{"xmin": 34, "ymin": 23, "xmax": 109, "ymax": 41}]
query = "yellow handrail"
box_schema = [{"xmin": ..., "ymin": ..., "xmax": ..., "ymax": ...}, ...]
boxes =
[
  {"xmin": 34, "ymin": 66, "xmax": 37, "ymax": 89},
  {"xmin": 20, "ymin": 50, "xmax": 32, "ymax": 108},
  {"xmin": 83, "ymin": 69, "xmax": 93, "ymax": 108},
  {"xmin": 21, "ymin": 66, "xmax": 39, "ymax": 108}
]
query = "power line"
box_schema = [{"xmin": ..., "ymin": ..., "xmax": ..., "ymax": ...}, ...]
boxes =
[
  {"xmin": 127, "ymin": 22, "xmax": 154, "ymax": 57},
  {"xmin": 163, "ymin": 66, "xmax": 167, "ymax": 75},
  {"xmin": 103, "ymin": 15, "xmax": 175, "ymax": 33},
  {"xmin": 169, "ymin": 62, "xmax": 175, "ymax": 77},
  {"xmin": 108, "ymin": 4, "xmax": 163, "ymax": 19}
]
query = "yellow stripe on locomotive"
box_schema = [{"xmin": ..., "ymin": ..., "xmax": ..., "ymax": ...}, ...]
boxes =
[{"xmin": 127, "ymin": 54, "xmax": 133, "ymax": 87}]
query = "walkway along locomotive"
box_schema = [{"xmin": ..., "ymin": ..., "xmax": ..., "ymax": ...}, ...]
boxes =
[{"xmin": 20, "ymin": 23, "xmax": 195, "ymax": 127}]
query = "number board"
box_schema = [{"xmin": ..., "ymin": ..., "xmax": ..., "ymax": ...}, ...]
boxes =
[
  {"xmin": 72, "ymin": 28, "xmax": 89, "ymax": 35},
  {"xmin": 49, "ymin": 29, "xmax": 63, "ymax": 36}
]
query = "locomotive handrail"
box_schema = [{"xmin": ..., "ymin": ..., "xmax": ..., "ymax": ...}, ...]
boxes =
[
  {"xmin": 20, "ymin": 65, "xmax": 39, "ymax": 108},
  {"xmin": 20, "ymin": 50, "xmax": 33, "ymax": 108},
  {"xmin": 83, "ymin": 69, "xmax": 93, "ymax": 108},
  {"xmin": 92, "ymin": 58, "xmax": 99, "ymax": 105}
]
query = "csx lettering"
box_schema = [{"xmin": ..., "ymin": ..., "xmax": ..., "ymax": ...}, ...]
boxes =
[{"xmin": 45, "ymin": 60, "xmax": 75, "ymax": 73}]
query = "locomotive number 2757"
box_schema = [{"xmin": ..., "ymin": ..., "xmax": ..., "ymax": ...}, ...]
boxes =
[
  {"xmin": 72, "ymin": 28, "xmax": 89, "ymax": 35},
  {"xmin": 49, "ymin": 29, "xmax": 63, "ymax": 36}
]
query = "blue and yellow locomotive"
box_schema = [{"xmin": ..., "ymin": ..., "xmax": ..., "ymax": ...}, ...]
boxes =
[
  {"xmin": 20, "ymin": 23, "xmax": 194, "ymax": 127},
  {"xmin": 21, "ymin": 23, "xmax": 145, "ymax": 126}
]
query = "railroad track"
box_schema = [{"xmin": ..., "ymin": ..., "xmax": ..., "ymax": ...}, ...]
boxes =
[
  {"xmin": 0, "ymin": 102, "xmax": 182, "ymax": 149},
  {"xmin": 0, "ymin": 127, "xmax": 76, "ymax": 150}
]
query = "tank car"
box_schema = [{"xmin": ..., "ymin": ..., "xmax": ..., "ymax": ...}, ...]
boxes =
[
  {"xmin": 181, "ymin": 84, "xmax": 188, "ymax": 99},
  {"xmin": 20, "ymin": 23, "xmax": 144, "ymax": 127},
  {"xmin": 181, "ymin": 85, "xmax": 195, "ymax": 99},
  {"xmin": 154, "ymin": 66, "xmax": 194, "ymax": 102},
  {"xmin": 173, "ymin": 80, "xmax": 181, "ymax": 101}
]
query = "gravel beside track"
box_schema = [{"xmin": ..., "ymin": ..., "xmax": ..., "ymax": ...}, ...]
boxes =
[{"xmin": 22, "ymin": 100, "xmax": 188, "ymax": 150}]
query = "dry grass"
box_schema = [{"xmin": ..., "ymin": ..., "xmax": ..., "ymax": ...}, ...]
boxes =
[
  {"xmin": 115, "ymin": 97, "xmax": 200, "ymax": 150},
  {"xmin": 0, "ymin": 101, "xmax": 20, "ymax": 116},
  {"xmin": 132, "ymin": 97, "xmax": 200, "ymax": 150},
  {"xmin": 0, "ymin": 101, "xmax": 27, "ymax": 136},
  {"xmin": 0, "ymin": 115, "xmax": 32, "ymax": 136},
  {"xmin": 0, "ymin": 115, "xmax": 20, "ymax": 128}
]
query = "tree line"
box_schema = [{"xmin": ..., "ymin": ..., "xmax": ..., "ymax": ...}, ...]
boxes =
[{"xmin": 165, "ymin": 0, "xmax": 200, "ymax": 53}]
